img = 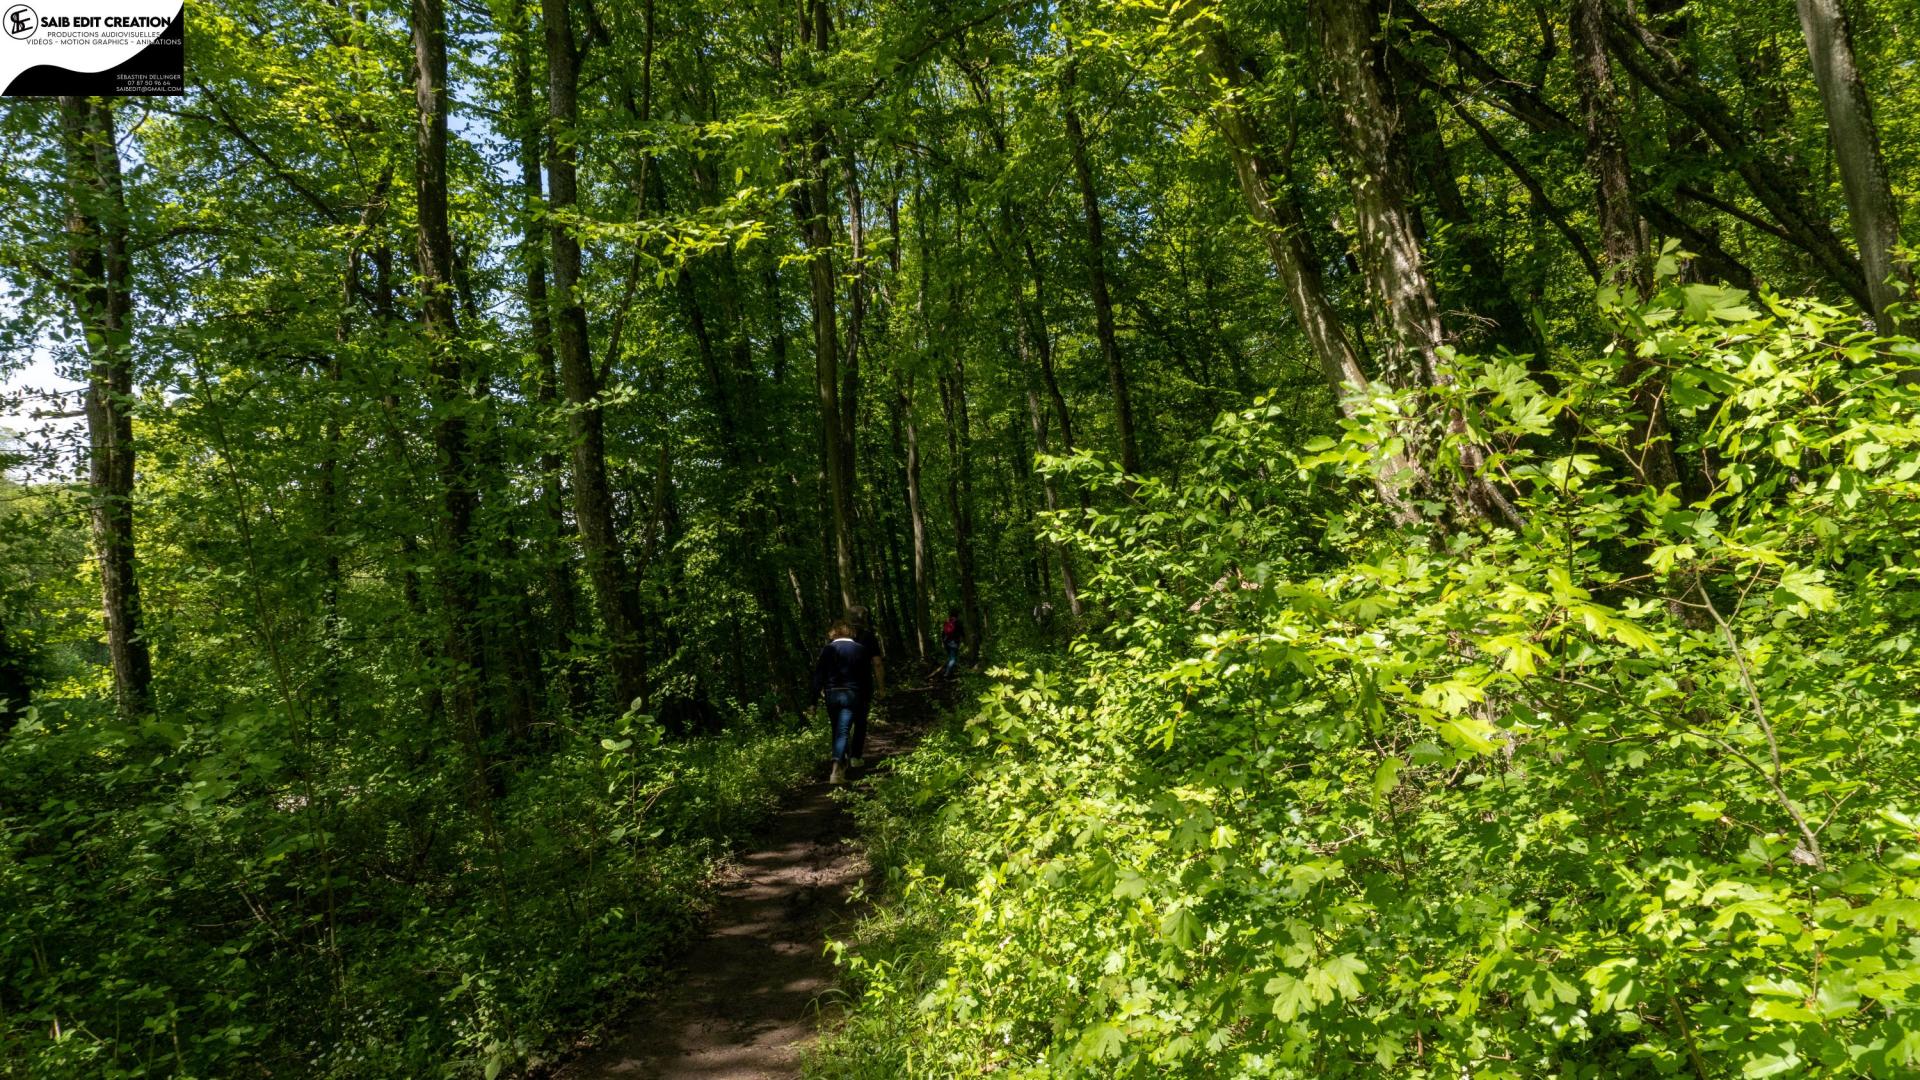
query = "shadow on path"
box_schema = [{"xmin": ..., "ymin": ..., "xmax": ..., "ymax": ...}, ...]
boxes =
[{"xmin": 552, "ymin": 682, "xmax": 948, "ymax": 1080}]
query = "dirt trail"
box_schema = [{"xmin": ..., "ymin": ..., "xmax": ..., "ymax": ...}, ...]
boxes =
[{"xmin": 554, "ymin": 684, "xmax": 943, "ymax": 1080}]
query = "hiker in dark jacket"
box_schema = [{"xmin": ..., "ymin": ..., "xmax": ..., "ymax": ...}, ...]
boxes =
[
  {"xmin": 810, "ymin": 621, "xmax": 871, "ymax": 784},
  {"xmin": 846, "ymin": 606, "xmax": 884, "ymax": 768}
]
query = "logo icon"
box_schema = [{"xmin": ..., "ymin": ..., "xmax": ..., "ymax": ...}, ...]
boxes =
[{"xmin": 3, "ymin": 4, "xmax": 35, "ymax": 38}]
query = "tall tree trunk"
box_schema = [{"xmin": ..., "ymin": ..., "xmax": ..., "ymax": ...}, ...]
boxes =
[
  {"xmin": 1796, "ymin": 0, "xmax": 1913, "ymax": 335},
  {"xmin": 511, "ymin": 0, "xmax": 582, "ymax": 717},
  {"xmin": 790, "ymin": 0, "xmax": 858, "ymax": 613},
  {"xmin": 1026, "ymin": 384, "xmax": 1081, "ymax": 617},
  {"xmin": 1020, "ymin": 237, "xmax": 1079, "ymax": 458},
  {"xmin": 1313, "ymin": 0, "xmax": 1521, "ymax": 530},
  {"xmin": 939, "ymin": 356, "xmax": 983, "ymax": 663},
  {"xmin": 1005, "ymin": 246, "xmax": 1082, "ymax": 616},
  {"xmin": 885, "ymin": 392, "xmax": 921, "ymax": 658},
  {"xmin": 1571, "ymin": 0, "xmax": 1685, "ymax": 496},
  {"xmin": 840, "ymin": 144, "xmax": 866, "ymax": 498},
  {"xmin": 544, "ymin": 0, "xmax": 648, "ymax": 710},
  {"xmin": 1195, "ymin": 30, "xmax": 1424, "ymax": 523},
  {"xmin": 1572, "ymin": 0, "xmax": 1649, "ymax": 289},
  {"xmin": 58, "ymin": 96, "xmax": 152, "ymax": 718},
  {"xmin": 413, "ymin": 0, "xmax": 495, "ymax": 788},
  {"xmin": 1061, "ymin": 61, "xmax": 1142, "ymax": 479},
  {"xmin": 901, "ymin": 376, "xmax": 932, "ymax": 661}
]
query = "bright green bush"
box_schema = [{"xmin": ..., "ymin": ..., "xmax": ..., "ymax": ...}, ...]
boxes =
[
  {"xmin": 811, "ymin": 283, "xmax": 1920, "ymax": 1078},
  {"xmin": 0, "ymin": 700, "xmax": 814, "ymax": 1078}
]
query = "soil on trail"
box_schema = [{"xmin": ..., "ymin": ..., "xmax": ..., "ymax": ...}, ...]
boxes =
[{"xmin": 554, "ymin": 682, "xmax": 944, "ymax": 1080}]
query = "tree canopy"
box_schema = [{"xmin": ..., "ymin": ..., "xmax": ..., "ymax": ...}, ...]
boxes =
[{"xmin": 1, "ymin": 0, "xmax": 1917, "ymax": 1075}]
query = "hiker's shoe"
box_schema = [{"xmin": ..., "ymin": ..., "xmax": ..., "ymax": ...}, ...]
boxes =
[
  {"xmin": 849, "ymin": 757, "xmax": 865, "ymax": 769},
  {"xmin": 829, "ymin": 761, "xmax": 847, "ymax": 785}
]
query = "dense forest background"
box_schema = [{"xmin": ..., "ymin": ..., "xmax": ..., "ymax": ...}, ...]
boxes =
[{"xmin": 2, "ymin": 0, "xmax": 1918, "ymax": 1075}]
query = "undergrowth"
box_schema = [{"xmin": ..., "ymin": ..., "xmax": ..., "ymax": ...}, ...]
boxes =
[
  {"xmin": 0, "ymin": 705, "xmax": 815, "ymax": 1078},
  {"xmin": 808, "ymin": 284, "xmax": 1920, "ymax": 1077}
]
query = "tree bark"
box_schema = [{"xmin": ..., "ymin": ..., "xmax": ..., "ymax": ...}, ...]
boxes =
[
  {"xmin": 789, "ymin": 0, "xmax": 858, "ymax": 613},
  {"xmin": 511, "ymin": 0, "xmax": 582, "ymax": 717},
  {"xmin": 1569, "ymin": 0, "xmax": 1686, "ymax": 497},
  {"xmin": 1011, "ymin": 245, "xmax": 1083, "ymax": 618},
  {"xmin": 1026, "ymin": 383, "xmax": 1081, "ymax": 617},
  {"xmin": 939, "ymin": 353, "xmax": 984, "ymax": 662},
  {"xmin": 901, "ymin": 375, "xmax": 932, "ymax": 661},
  {"xmin": 58, "ymin": 95, "xmax": 152, "ymax": 718},
  {"xmin": 1604, "ymin": 8, "xmax": 1871, "ymax": 309},
  {"xmin": 1196, "ymin": 31, "xmax": 1424, "ymax": 523},
  {"xmin": 1061, "ymin": 60, "xmax": 1142, "ymax": 479},
  {"xmin": 1021, "ymin": 237, "xmax": 1079, "ymax": 457},
  {"xmin": 1313, "ymin": 0, "xmax": 1521, "ymax": 530},
  {"xmin": 544, "ymin": 0, "xmax": 648, "ymax": 710},
  {"xmin": 413, "ymin": 0, "xmax": 494, "ymax": 780},
  {"xmin": 840, "ymin": 144, "xmax": 866, "ymax": 497},
  {"xmin": 1795, "ymin": 0, "xmax": 1912, "ymax": 335}
]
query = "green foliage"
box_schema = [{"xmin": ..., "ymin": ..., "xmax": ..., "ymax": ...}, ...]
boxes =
[
  {"xmin": 0, "ymin": 698, "xmax": 813, "ymax": 1077},
  {"xmin": 6, "ymin": 0, "xmax": 1920, "ymax": 1072},
  {"xmin": 810, "ymin": 290, "xmax": 1920, "ymax": 1077}
]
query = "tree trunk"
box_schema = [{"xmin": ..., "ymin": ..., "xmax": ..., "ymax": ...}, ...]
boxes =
[
  {"xmin": 1196, "ymin": 32, "xmax": 1424, "ymax": 523},
  {"xmin": 939, "ymin": 356, "xmax": 984, "ymax": 663},
  {"xmin": 511, "ymin": 0, "xmax": 582, "ymax": 717},
  {"xmin": 1796, "ymin": 0, "xmax": 1912, "ymax": 335},
  {"xmin": 1017, "ymin": 291, "xmax": 1082, "ymax": 616},
  {"xmin": 58, "ymin": 95, "xmax": 152, "ymax": 718},
  {"xmin": 1020, "ymin": 237, "xmax": 1079, "ymax": 458},
  {"xmin": 882, "ymin": 400, "xmax": 913, "ymax": 661},
  {"xmin": 788, "ymin": 0, "xmax": 858, "ymax": 613},
  {"xmin": 901, "ymin": 376, "xmax": 932, "ymax": 661},
  {"xmin": 1061, "ymin": 61, "xmax": 1142, "ymax": 479},
  {"xmin": 1026, "ymin": 384, "xmax": 1081, "ymax": 617},
  {"xmin": 544, "ymin": 0, "xmax": 648, "ymax": 710},
  {"xmin": 413, "ymin": 0, "xmax": 495, "ymax": 786},
  {"xmin": 1313, "ymin": 0, "xmax": 1521, "ymax": 530},
  {"xmin": 840, "ymin": 144, "xmax": 866, "ymax": 496},
  {"xmin": 1571, "ymin": 0, "xmax": 1686, "ymax": 497}
]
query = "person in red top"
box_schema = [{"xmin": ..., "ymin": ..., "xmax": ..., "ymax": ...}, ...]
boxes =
[{"xmin": 941, "ymin": 607, "xmax": 963, "ymax": 678}]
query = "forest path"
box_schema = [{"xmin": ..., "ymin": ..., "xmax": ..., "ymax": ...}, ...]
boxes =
[{"xmin": 552, "ymin": 679, "xmax": 948, "ymax": 1080}]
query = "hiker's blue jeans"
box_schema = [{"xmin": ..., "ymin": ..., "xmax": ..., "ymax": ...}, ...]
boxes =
[
  {"xmin": 944, "ymin": 640, "xmax": 959, "ymax": 676},
  {"xmin": 824, "ymin": 688, "xmax": 858, "ymax": 763},
  {"xmin": 851, "ymin": 692, "xmax": 871, "ymax": 759}
]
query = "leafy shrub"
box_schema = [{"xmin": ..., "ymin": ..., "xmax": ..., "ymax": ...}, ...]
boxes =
[
  {"xmin": 810, "ymin": 284, "xmax": 1920, "ymax": 1077},
  {"xmin": 0, "ymin": 701, "xmax": 814, "ymax": 1078}
]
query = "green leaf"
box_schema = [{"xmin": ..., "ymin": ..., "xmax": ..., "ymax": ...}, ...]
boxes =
[
  {"xmin": 1159, "ymin": 903, "xmax": 1202, "ymax": 949},
  {"xmin": 1439, "ymin": 716, "xmax": 1499, "ymax": 755},
  {"xmin": 1774, "ymin": 567, "xmax": 1836, "ymax": 611},
  {"xmin": 1371, "ymin": 756, "xmax": 1404, "ymax": 806},
  {"xmin": 1304, "ymin": 953, "xmax": 1368, "ymax": 1004},
  {"xmin": 1079, "ymin": 1022, "xmax": 1126, "ymax": 1060},
  {"xmin": 1266, "ymin": 971, "xmax": 1317, "ymax": 1020}
]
